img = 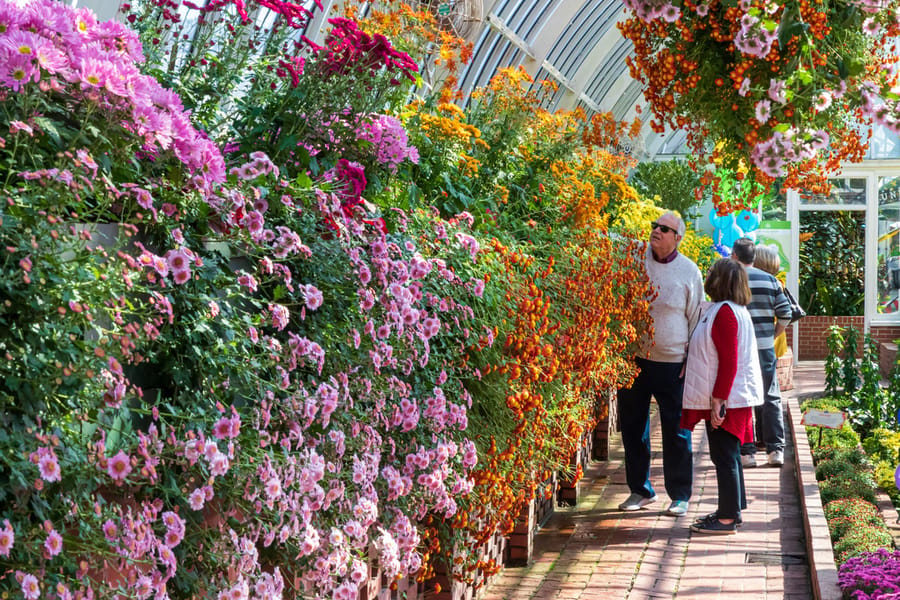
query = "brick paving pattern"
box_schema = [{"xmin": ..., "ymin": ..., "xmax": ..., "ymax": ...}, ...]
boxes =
[{"xmin": 483, "ymin": 367, "xmax": 824, "ymax": 600}]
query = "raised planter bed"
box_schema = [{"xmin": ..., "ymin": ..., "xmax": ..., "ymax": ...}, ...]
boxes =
[
  {"xmin": 427, "ymin": 527, "xmax": 507, "ymax": 600},
  {"xmin": 505, "ymin": 472, "xmax": 557, "ymax": 567},
  {"xmin": 591, "ymin": 388, "xmax": 617, "ymax": 461},
  {"xmin": 558, "ymin": 429, "xmax": 593, "ymax": 506},
  {"xmin": 786, "ymin": 395, "xmax": 842, "ymax": 600}
]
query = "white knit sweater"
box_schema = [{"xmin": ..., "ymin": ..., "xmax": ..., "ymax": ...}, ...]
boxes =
[{"xmin": 642, "ymin": 247, "xmax": 704, "ymax": 363}]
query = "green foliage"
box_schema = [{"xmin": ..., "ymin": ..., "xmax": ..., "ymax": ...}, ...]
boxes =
[
  {"xmin": 799, "ymin": 211, "xmax": 865, "ymax": 316},
  {"xmin": 863, "ymin": 428, "xmax": 900, "ymax": 507},
  {"xmin": 842, "ymin": 326, "xmax": 862, "ymax": 397},
  {"xmin": 627, "ymin": 159, "xmax": 705, "ymax": 219},
  {"xmin": 834, "ymin": 526, "xmax": 896, "ymax": 565},
  {"xmin": 850, "ymin": 333, "xmax": 889, "ymax": 438},
  {"xmin": 816, "ymin": 456, "xmax": 873, "ymax": 482},
  {"xmin": 828, "ymin": 513, "xmax": 886, "ymax": 542},
  {"xmin": 812, "ymin": 444, "xmax": 869, "ymax": 467},
  {"xmin": 825, "ymin": 497, "xmax": 882, "ymax": 522},
  {"xmin": 863, "ymin": 429, "xmax": 900, "ymax": 463},
  {"xmin": 819, "ymin": 470, "xmax": 878, "ymax": 505},
  {"xmin": 885, "ymin": 350, "xmax": 900, "ymax": 420},
  {"xmin": 808, "ymin": 387, "xmax": 897, "ymax": 565},
  {"xmin": 822, "ymin": 327, "xmax": 896, "ymax": 439},
  {"xmin": 403, "ymin": 72, "xmax": 584, "ymax": 228},
  {"xmin": 825, "ymin": 325, "xmax": 844, "ymax": 397},
  {"xmin": 874, "ymin": 461, "xmax": 900, "ymax": 507}
]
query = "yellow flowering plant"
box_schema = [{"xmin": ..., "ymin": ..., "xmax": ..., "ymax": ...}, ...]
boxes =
[{"xmin": 614, "ymin": 197, "xmax": 719, "ymax": 274}]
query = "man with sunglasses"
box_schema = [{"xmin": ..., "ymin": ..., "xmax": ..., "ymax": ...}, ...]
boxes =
[{"xmin": 617, "ymin": 211, "xmax": 704, "ymax": 518}]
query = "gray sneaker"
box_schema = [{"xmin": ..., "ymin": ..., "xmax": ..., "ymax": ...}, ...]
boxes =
[
  {"xmin": 666, "ymin": 500, "xmax": 689, "ymax": 517},
  {"xmin": 741, "ymin": 454, "xmax": 757, "ymax": 468},
  {"xmin": 618, "ymin": 493, "xmax": 657, "ymax": 511},
  {"xmin": 767, "ymin": 450, "xmax": 784, "ymax": 466}
]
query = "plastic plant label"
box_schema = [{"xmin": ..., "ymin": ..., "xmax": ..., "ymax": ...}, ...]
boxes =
[{"xmin": 800, "ymin": 409, "xmax": 846, "ymax": 429}]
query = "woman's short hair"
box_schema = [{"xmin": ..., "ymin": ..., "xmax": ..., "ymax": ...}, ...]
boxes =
[
  {"xmin": 705, "ymin": 258, "xmax": 751, "ymax": 305},
  {"xmin": 753, "ymin": 245, "xmax": 781, "ymax": 277}
]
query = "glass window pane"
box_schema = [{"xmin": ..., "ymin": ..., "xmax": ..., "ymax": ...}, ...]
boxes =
[
  {"xmin": 800, "ymin": 177, "xmax": 866, "ymax": 205},
  {"xmin": 877, "ymin": 176, "xmax": 900, "ymax": 315},
  {"xmin": 799, "ymin": 210, "xmax": 865, "ymax": 316},
  {"xmin": 869, "ymin": 125, "xmax": 900, "ymax": 159}
]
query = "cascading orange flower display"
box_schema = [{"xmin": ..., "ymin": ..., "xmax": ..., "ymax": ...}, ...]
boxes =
[
  {"xmin": 619, "ymin": 0, "xmax": 900, "ymax": 212},
  {"xmin": 351, "ymin": 8, "xmax": 658, "ymax": 592}
]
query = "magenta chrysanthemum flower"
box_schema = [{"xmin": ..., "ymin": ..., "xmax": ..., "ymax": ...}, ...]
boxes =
[{"xmin": 102, "ymin": 520, "xmax": 117, "ymax": 541}]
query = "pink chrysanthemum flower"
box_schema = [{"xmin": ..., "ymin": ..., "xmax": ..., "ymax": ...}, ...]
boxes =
[
  {"xmin": 38, "ymin": 453, "xmax": 61, "ymax": 482},
  {"xmin": 44, "ymin": 529, "xmax": 62, "ymax": 557},
  {"xmin": 270, "ymin": 303, "xmax": 290, "ymax": 330},
  {"xmin": 19, "ymin": 572, "xmax": 39, "ymax": 600},
  {"xmin": 0, "ymin": 520, "xmax": 14, "ymax": 556},
  {"xmin": 755, "ymin": 99, "xmax": 772, "ymax": 124},
  {"xmin": 814, "ymin": 91, "xmax": 833, "ymax": 112},
  {"xmin": 106, "ymin": 450, "xmax": 132, "ymax": 481},
  {"xmin": 188, "ymin": 488, "xmax": 206, "ymax": 510},
  {"xmin": 102, "ymin": 520, "xmax": 117, "ymax": 541},
  {"xmin": 302, "ymin": 284, "xmax": 323, "ymax": 310},
  {"xmin": 171, "ymin": 268, "xmax": 191, "ymax": 284},
  {"xmin": 213, "ymin": 416, "xmax": 235, "ymax": 440}
]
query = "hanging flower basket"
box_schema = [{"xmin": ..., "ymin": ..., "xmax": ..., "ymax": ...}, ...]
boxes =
[{"xmin": 620, "ymin": 0, "xmax": 900, "ymax": 212}]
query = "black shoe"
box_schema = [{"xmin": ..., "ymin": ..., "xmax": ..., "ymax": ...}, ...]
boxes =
[
  {"xmin": 690, "ymin": 517, "xmax": 737, "ymax": 535},
  {"xmin": 693, "ymin": 512, "xmax": 742, "ymax": 526}
]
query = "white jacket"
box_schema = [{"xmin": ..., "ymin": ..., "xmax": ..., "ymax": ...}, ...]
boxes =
[{"xmin": 682, "ymin": 301, "xmax": 763, "ymax": 410}]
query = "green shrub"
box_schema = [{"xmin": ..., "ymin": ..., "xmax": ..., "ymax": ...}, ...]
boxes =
[
  {"xmin": 874, "ymin": 460, "xmax": 900, "ymax": 507},
  {"xmin": 812, "ymin": 445, "xmax": 868, "ymax": 466},
  {"xmin": 834, "ymin": 526, "xmax": 896, "ymax": 565},
  {"xmin": 816, "ymin": 457, "xmax": 873, "ymax": 482},
  {"xmin": 861, "ymin": 428, "xmax": 900, "ymax": 508},
  {"xmin": 825, "ymin": 497, "xmax": 882, "ymax": 521},
  {"xmin": 801, "ymin": 396, "xmax": 854, "ymax": 413},
  {"xmin": 827, "ymin": 513, "xmax": 886, "ymax": 542},
  {"xmin": 820, "ymin": 472, "xmax": 879, "ymax": 505},
  {"xmin": 862, "ymin": 428, "xmax": 900, "ymax": 463}
]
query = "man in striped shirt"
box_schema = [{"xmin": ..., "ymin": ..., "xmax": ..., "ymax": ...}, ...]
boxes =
[{"xmin": 732, "ymin": 238, "xmax": 793, "ymax": 467}]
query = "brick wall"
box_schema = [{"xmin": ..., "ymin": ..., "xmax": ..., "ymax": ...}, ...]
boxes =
[
  {"xmin": 795, "ymin": 316, "xmax": 864, "ymax": 360},
  {"xmin": 872, "ymin": 325, "xmax": 900, "ymax": 346},
  {"xmin": 793, "ymin": 317, "xmax": 900, "ymax": 360}
]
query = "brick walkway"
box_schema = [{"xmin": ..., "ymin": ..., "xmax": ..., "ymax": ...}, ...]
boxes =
[{"xmin": 482, "ymin": 363, "xmax": 828, "ymax": 600}]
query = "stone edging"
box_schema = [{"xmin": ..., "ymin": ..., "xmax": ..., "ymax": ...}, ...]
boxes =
[
  {"xmin": 785, "ymin": 395, "xmax": 842, "ymax": 600},
  {"xmin": 874, "ymin": 480, "xmax": 900, "ymax": 548}
]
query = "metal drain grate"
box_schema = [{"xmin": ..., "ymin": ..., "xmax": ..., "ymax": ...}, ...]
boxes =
[{"xmin": 745, "ymin": 552, "xmax": 806, "ymax": 565}]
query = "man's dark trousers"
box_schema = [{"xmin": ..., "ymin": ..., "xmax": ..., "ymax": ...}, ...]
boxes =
[{"xmin": 617, "ymin": 357, "xmax": 693, "ymax": 501}]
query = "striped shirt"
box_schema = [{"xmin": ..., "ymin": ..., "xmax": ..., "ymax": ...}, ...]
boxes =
[{"xmin": 746, "ymin": 266, "xmax": 792, "ymax": 350}]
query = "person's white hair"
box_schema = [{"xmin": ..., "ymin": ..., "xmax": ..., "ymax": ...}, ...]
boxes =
[{"xmin": 660, "ymin": 210, "xmax": 686, "ymax": 238}]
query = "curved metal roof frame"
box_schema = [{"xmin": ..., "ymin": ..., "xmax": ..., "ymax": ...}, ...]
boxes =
[{"xmin": 453, "ymin": 0, "xmax": 676, "ymax": 160}]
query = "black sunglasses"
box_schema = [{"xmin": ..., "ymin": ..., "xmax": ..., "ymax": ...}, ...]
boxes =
[{"xmin": 651, "ymin": 222, "xmax": 676, "ymax": 234}]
